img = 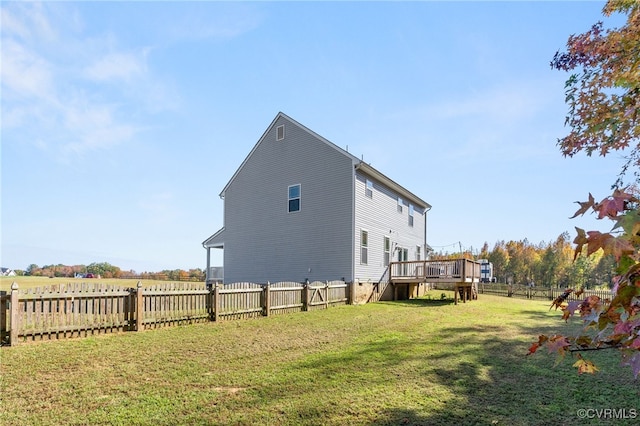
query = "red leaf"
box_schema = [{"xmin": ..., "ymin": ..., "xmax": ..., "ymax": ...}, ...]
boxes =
[{"xmin": 597, "ymin": 197, "xmax": 625, "ymax": 219}]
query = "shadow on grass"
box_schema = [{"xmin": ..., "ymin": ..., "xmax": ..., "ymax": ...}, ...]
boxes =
[
  {"xmin": 376, "ymin": 298, "xmax": 455, "ymax": 308},
  {"xmin": 280, "ymin": 300, "xmax": 636, "ymax": 425}
]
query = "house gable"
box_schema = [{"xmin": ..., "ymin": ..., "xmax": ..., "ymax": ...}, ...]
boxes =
[
  {"xmin": 205, "ymin": 112, "xmax": 431, "ymax": 285},
  {"xmin": 218, "ymin": 113, "xmax": 356, "ymax": 283}
]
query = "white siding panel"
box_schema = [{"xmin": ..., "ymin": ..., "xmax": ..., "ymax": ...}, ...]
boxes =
[
  {"xmin": 354, "ymin": 171, "xmax": 425, "ymax": 282},
  {"xmin": 223, "ymin": 116, "xmax": 354, "ymax": 283}
]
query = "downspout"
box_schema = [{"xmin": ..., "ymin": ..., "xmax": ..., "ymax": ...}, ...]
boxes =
[{"xmin": 424, "ymin": 205, "xmax": 432, "ymax": 259}]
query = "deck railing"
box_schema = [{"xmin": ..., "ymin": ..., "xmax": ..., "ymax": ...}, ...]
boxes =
[{"xmin": 389, "ymin": 259, "xmax": 481, "ymax": 283}]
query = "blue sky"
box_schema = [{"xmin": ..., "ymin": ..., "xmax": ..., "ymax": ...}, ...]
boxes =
[{"xmin": 1, "ymin": 1, "xmax": 629, "ymax": 273}]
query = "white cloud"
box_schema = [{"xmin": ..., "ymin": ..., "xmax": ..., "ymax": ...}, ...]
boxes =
[
  {"xmin": 84, "ymin": 50, "xmax": 148, "ymax": 82},
  {"xmin": 0, "ymin": 2, "xmax": 172, "ymax": 160},
  {"xmin": 167, "ymin": 4, "xmax": 262, "ymax": 41},
  {"xmin": 1, "ymin": 39, "xmax": 54, "ymax": 101}
]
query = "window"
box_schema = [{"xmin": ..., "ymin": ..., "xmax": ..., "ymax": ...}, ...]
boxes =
[
  {"xmin": 408, "ymin": 204, "xmax": 414, "ymax": 227},
  {"xmin": 416, "ymin": 245, "xmax": 421, "ymax": 261},
  {"xmin": 384, "ymin": 236, "xmax": 391, "ymax": 266},
  {"xmin": 365, "ymin": 179, "xmax": 373, "ymax": 198},
  {"xmin": 360, "ymin": 230, "xmax": 368, "ymax": 265},
  {"xmin": 276, "ymin": 125, "xmax": 285, "ymax": 141},
  {"xmin": 288, "ymin": 184, "xmax": 300, "ymax": 212},
  {"xmin": 397, "ymin": 197, "xmax": 403, "ymax": 213}
]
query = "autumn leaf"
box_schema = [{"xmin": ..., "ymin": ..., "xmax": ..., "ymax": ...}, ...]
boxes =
[
  {"xmin": 570, "ymin": 193, "xmax": 596, "ymax": 218},
  {"xmin": 527, "ymin": 335, "xmax": 549, "ymax": 356},
  {"xmin": 597, "ymin": 196, "xmax": 626, "ymax": 219},
  {"xmin": 604, "ymin": 237, "xmax": 636, "ymax": 261},
  {"xmin": 550, "ymin": 289, "xmax": 573, "ymax": 310},
  {"xmin": 573, "ymin": 354, "xmax": 599, "ymax": 374},
  {"xmin": 573, "ymin": 227, "xmax": 588, "ymax": 260},
  {"xmin": 563, "ymin": 300, "xmax": 582, "ymax": 319},
  {"xmin": 527, "ymin": 342, "xmax": 541, "ymax": 356},
  {"xmin": 585, "ymin": 231, "xmax": 614, "ymax": 256},
  {"xmin": 547, "ymin": 335, "xmax": 571, "ymax": 355}
]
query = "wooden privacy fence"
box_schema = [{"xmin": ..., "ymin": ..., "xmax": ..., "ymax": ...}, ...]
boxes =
[
  {"xmin": 0, "ymin": 280, "xmax": 351, "ymax": 346},
  {"xmin": 479, "ymin": 283, "xmax": 614, "ymax": 302}
]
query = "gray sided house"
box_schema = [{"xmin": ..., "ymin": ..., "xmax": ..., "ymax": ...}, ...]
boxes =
[{"xmin": 203, "ymin": 113, "xmax": 431, "ymax": 285}]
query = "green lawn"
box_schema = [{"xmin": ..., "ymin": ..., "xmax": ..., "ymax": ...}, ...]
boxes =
[
  {"xmin": 1, "ymin": 293, "xmax": 637, "ymax": 425},
  {"xmin": 0, "ymin": 276, "xmax": 191, "ymax": 292}
]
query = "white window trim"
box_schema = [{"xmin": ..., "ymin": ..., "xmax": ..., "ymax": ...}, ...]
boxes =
[
  {"xmin": 408, "ymin": 204, "xmax": 414, "ymax": 227},
  {"xmin": 360, "ymin": 229, "xmax": 369, "ymax": 265},
  {"xmin": 276, "ymin": 124, "xmax": 285, "ymax": 141},
  {"xmin": 288, "ymin": 183, "xmax": 301, "ymax": 213},
  {"xmin": 384, "ymin": 236, "xmax": 391, "ymax": 266},
  {"xmin": 365, "ymin": 179, "xmax": 373, "ymax": 198}
]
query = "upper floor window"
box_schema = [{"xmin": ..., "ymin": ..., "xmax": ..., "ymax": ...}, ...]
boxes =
[
  {"xmin": 276, "ymin": 125, "xmax": 285, "ymax": 141},
  {"xmin": 288, "ymin": 184, "xmax": 300, "ymax": 212},
  {"xmin": 397, "ymin": 197, "xmax": 403, "ymax": 213},
  {"xmin": 365, "ymin": 179, "xmax": 373, "ymax": 198},
  {"xmin": 408, "ymin": 204, "xmax": 414, "ymax": 227}
]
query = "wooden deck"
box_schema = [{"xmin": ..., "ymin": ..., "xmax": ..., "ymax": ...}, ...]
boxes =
[{"xmin": 388, "ymin": 259, "xmax": 481, "ymax": 304}]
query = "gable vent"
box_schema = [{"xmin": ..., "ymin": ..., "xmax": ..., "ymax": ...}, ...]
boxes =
[{"xmin": 276, "ymin": 124, "xmax": 285, "ymax": 141}]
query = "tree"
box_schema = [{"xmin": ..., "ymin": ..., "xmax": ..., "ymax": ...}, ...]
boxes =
[
  {"xmin": 529, "ymin": 1, "xmax": 640, "ymax": 377},
  {"xmin": 487, "ymin": 241, "xmax": 509, "ymax": 283},
  {"xmin": 552, "ymin": 0, "xmax": 640, "ymax": 186},
  {"xmin": 25, "ymin": 264, "xmax": 39, "ymax": 276}
]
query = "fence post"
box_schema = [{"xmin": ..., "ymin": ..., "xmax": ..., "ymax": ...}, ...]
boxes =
[
  {"xmin": 213, "ymin": 284, "xmax": 220, "ymax": 322},
  {"xmin": 349, "ymin": 281, "xmax": 356, "ymax": 305},
  {"xmin": 10, "ymin": 282, "xmax": 19, "ymax": 346},
  {"xmin": 0, "ymin": 290, "xmax": 6, "ymax": 344},
  {"xmin": 206, "ymin": 283, "xmax": 214, "ymax": 321},
  {"xmin": 135, "ymin": 281, "xmax": 144, "ymax": 331},
  {"xmin": 303, "ymin": 280, "xmax": 309, "ymax": 311},
  {"xmin": 264, "ymin": 282, "xmax": 271, "ymax": 317},
  {"xmin": 325, "ymin": 281, "xmax": 329, "ymax": 309}
]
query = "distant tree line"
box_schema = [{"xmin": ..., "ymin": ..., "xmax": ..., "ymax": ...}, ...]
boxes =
[
  {"xmin": 17, "ymin": 262, "xmax": 205, "ymax": 282},
  {"xmin": 432, "ymin": 232, "xmax": 617, "ymax": 289}
]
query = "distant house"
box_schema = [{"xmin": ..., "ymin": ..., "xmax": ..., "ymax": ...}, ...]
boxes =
[
  {"xmin": 1, "ymin": 268, "xmax": 16, "ymax": 277},
  {"xmin": 203, "ymin": 112, "xmax": 431, "ymax": 286}
]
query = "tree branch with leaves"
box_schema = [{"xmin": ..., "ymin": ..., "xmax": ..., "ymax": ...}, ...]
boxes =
[{"xmin": 528, "ymin": 0, "xmax": 640, "ymax": 377}]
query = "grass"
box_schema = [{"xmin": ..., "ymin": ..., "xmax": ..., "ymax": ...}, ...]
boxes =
[
  {"xmin": 1, "ymin": 292, "xmax": 638, "ymax": 425},
  {"xmin": 0, "ymin": 276, "xmax": 192, "ymax": 292}
]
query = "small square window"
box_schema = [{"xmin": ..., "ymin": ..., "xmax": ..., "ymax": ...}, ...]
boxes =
[{"xmin": 276, "ymin": 125, "xmax": 285, "ymax": 141}]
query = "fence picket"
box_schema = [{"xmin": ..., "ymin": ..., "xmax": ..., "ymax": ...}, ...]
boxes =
[{"xmin": 2, "ymin": 280, "xmax": 352, "ymax": 345}]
